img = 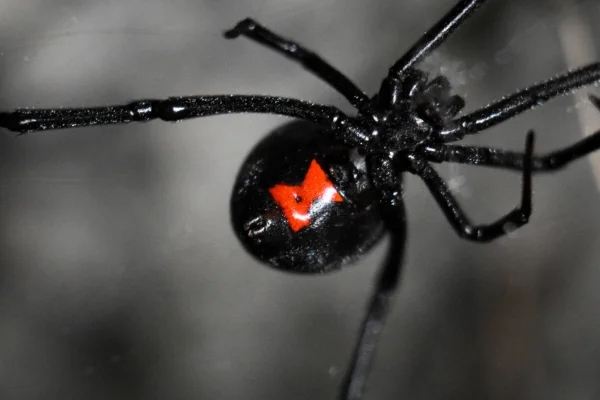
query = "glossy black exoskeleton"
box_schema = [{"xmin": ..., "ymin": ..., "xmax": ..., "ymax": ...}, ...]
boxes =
[
  {"xmin": 231, "ymin": 121, "xmax": 386, "ymax": 273},
  {"xmin": 230, "ymin": 70, "xmax": 466, "ymax": 274},
  {"xmin": 3, "ymin": 0, "xmax": 600, "ymax": 398}
]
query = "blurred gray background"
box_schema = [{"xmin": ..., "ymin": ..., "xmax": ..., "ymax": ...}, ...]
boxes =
[{"xmin": 1, "ymin": 0, "xmax": 600, "ymax": 399}]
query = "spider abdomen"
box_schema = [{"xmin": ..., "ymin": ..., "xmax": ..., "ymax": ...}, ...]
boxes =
[{"xmin": 230, "ymin": 121, "xmax": 385, "ymax": 273}]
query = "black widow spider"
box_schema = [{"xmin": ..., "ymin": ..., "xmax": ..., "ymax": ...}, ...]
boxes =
[{"xmin": 3, "ymin": 0, "xmax": 600, "ymax": 398}]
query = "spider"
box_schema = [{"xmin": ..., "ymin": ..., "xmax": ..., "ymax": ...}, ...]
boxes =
[{"xmin": 3, "ymin": 0, "xmax": 600, "ymax": 398}]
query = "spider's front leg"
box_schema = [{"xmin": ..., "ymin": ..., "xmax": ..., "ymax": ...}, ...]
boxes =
[
  {"xmin": 387, "ymin": 0, "xmax": 489, "ymax": 76},
  {"xmin": 420, "ymin": 128, "xmax": 600, "ymax": 172},
  {"xmin": 439, "ymin": 64, "xmax": 600, "ymax": 142},
  {"xmin": 409, "ymin": 133, "xmax": 534, "ymax": 242},
  {"xmin": 0, "ymin": 95, "xmax": 372, "ymax": 149},
  {"xmin": 421, "ymin": 96, "xmax": 600, "ymax": 172},
  {"xmin": 224, "ymin": 18, "xmax": 370, "ymax": 111}
]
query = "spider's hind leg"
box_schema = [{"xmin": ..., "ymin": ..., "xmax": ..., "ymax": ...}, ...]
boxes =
[{"xmin": 339, "ymin": 202, "xmax": 407, "ymax": 400}]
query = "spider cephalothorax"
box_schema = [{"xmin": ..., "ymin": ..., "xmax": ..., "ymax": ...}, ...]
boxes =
[
  {"xmin": 359, "ymin": 69, "xmax": 467, "ymax": 154},
  {"xmin": 3, "ymin": 0, "xmax": 600, "ymax": 399}
]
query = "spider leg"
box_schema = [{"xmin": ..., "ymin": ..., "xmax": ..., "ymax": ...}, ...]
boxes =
[
  {"xmin": 339, "ymin": 202, "xmax": 406, "ymax": 400},
  {"xmin": 0, "ymin": 95, "xmax": 371, "ymax": 147},
  {"xmin": 439, "ymin": 66, "xmax": 600, "ymax": 142},
  {"xmin": 421, "ymin": 127, "xmax": 600, "ymax": 172},
  {"xmin": 408, "ymin": 132, "xmax": 534, "ymax": 242},
  {"xmin": 387, "ymin": 0, "xmax": 488, "ymax": 77},
  {"xmin": 224, "ymin": 18, "xmax": 370, "ymax": 110}
]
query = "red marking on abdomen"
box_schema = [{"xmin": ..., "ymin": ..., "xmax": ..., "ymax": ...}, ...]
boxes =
[{"xmin": 269, "ymin": 159, "xmax": 343, "ymax": 232}]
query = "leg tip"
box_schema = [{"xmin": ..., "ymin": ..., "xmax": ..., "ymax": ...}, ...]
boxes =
[
  {"xmin": 223, "ymin": 18, "xmax": 256, "ymax": 39},
  {"xmin": 223, "ymin": 28, "xmax": 240, "ymax": 39},
  {"xmin": 590, "ymin": 94, "xmax": 600, "ymax": 111}
]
